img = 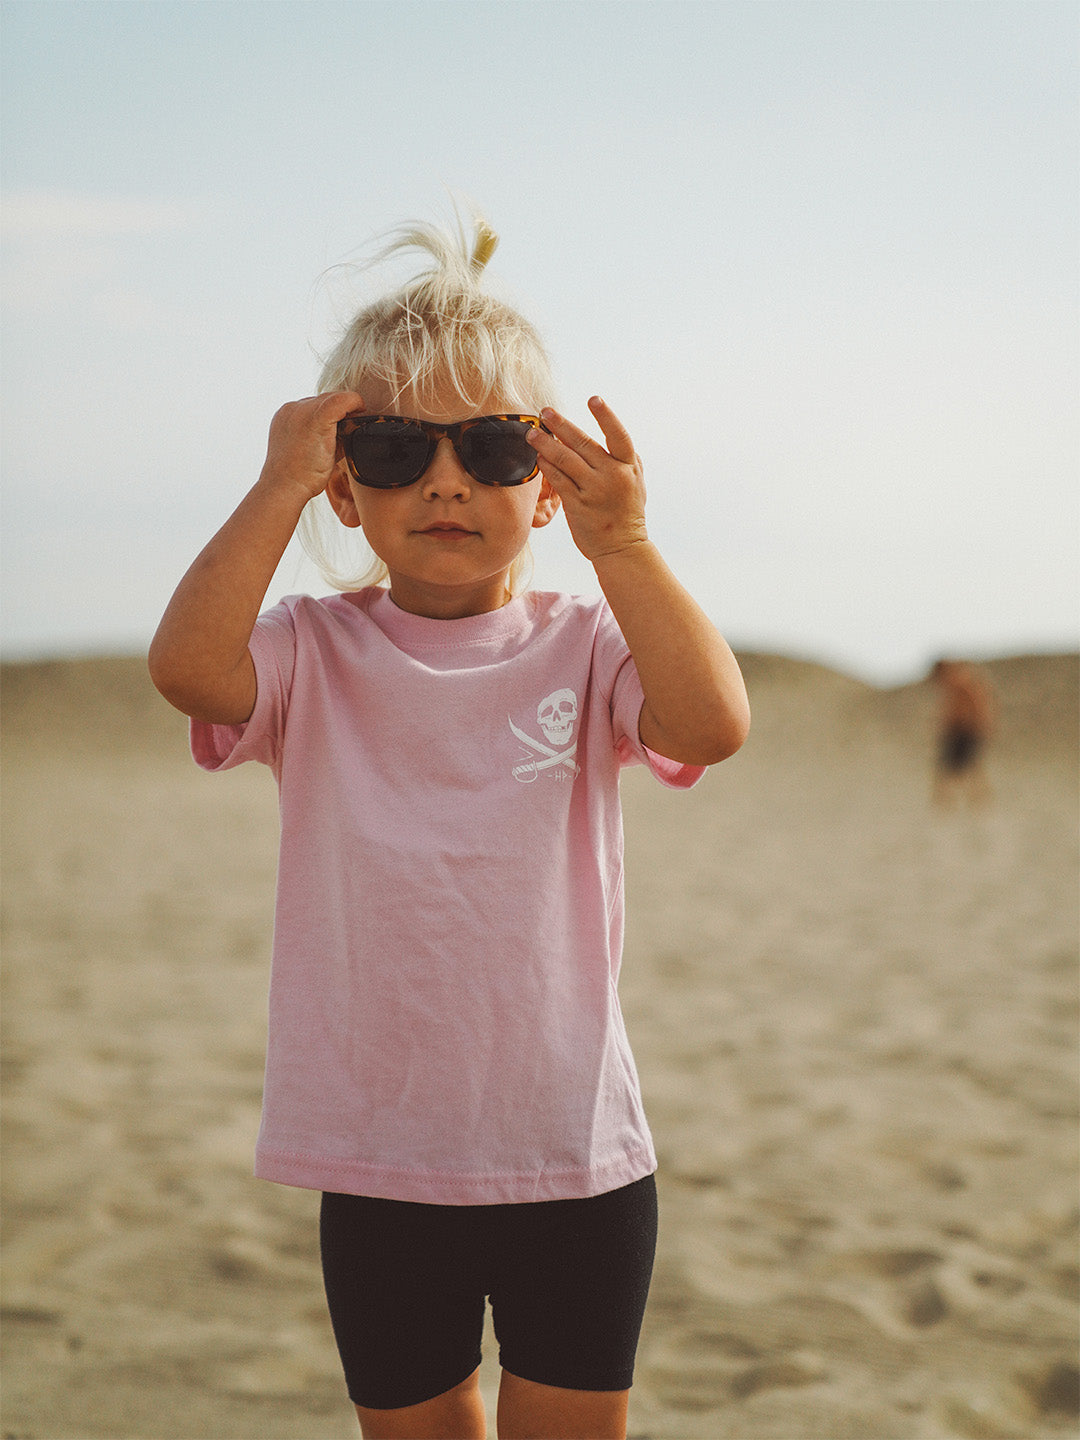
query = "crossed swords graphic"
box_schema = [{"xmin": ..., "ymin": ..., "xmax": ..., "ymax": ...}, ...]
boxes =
[{"xmin": 508, "ymin": 717, "xmax": 580, "ymax": 782}]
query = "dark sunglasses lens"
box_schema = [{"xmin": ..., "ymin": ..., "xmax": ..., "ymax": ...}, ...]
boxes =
[
  {"xmin": 347, "ymin": 420, "xmax": 430, "ymax": 487},
  {"xmin": 459, "ymin": 419, "xmax": 537, "ymax": 486}
]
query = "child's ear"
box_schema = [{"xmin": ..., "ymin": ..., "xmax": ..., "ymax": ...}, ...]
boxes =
[
  {"xmin": 531, "ymin": 476, "xmax": 561, "ymax": 530},
  {"xmin": 326, "ymin": 463, "xmax": 363, "ymax": 529}
]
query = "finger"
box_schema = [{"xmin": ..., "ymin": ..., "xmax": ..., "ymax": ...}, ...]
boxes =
[
  {"xmin": 587, "ymin": 395, "xmax": 636, "ymax": 465},
  {"xmin": 538, "ymin": 407, "xmax": 611, "ymax": 470},
  {"xmin": 322, "ymin": 390, "xmax": 366, "ymax": 423},
  {"xmin": 317, "ymin": 391, "xmax": 365, "ymax": 467},
  {"xmin": 528, "ymin": 423, "xmax": 585, "ymax": 492},
  {"xmin": 533, "ymin": 450, "xmax": 583, "ymax": 498}
]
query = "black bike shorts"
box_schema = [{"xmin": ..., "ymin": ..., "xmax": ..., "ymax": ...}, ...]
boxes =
[{"xmin": 319, "ymin": 1173, "xmax": 658, "ymax": 1410}]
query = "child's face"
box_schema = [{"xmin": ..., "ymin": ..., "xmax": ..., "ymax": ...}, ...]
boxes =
[{"xmin": 327, "ymin": 381, "xmax": 560, "ymax": 619}]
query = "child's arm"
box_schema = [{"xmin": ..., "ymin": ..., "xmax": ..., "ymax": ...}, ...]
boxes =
[
  {"xmin": 148, "ymin": 392, "xmax": 363, "ymax": 724},
  {"xmin": 528, "ymin": 398, "xmax": 750, "ymax": 766}
]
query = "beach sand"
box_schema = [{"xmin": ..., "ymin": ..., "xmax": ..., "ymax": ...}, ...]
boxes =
[{"xmin": 2, "ymin": 649, "xmax": 1077, "ymax": 1440}]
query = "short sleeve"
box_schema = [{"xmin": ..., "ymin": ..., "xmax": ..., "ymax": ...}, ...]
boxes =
[
  {"xmin": 189, "ymin": 602, "xmax": 299, "ymax": 773},
  {"xmin": 595, "ymin": 603, "xmax": 706, "ymax": 792}
]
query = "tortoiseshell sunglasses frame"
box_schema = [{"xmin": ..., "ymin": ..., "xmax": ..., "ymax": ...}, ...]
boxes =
[{"xmin": 337, "ymin": 413, "xmax": 551, "ymax": 489}]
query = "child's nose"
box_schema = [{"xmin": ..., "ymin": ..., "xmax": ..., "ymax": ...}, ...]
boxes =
[{"xmin": 421, "ymin": 438, "xmax": 471, "ymax": 499}]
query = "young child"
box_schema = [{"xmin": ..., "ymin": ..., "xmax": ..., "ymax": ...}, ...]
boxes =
[{"xmin": 149, "ymin": 214, "xmax": 750, "ymax": 1440}]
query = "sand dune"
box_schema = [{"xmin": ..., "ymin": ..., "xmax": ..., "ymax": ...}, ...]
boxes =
[{"xmin": 2, "ymin": 650, "xmax": 1077, "ymax": 1439}]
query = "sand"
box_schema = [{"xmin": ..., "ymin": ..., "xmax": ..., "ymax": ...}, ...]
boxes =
[{"xmin": 2, "ymin": 648, "xmax": 1077, "ymax": 1440}]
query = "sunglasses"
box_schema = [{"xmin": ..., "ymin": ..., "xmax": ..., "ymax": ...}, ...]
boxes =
[{"xmin": 337, "ymin": 413, "xmax": 548, "ymax": 489}]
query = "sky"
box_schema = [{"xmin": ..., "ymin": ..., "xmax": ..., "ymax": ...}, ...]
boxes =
[{"xmin": 2, "ymin": 0, "xmax": 1076, "ymax": 684}]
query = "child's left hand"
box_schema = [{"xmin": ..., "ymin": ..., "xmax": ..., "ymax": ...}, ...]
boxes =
[{"xmin": 528, "ymin": 398, "xmax": 648, "ymax": 563}]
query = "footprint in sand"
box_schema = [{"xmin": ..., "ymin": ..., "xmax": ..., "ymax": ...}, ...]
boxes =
[{"xmin": 1014, "ymin": 1359, "xmax": 1080, "ymax": 1421}]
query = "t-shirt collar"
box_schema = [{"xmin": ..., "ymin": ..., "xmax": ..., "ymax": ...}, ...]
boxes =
[{"xmin": 365, "ymin": 586, "xmax": 535, "ymax": 653}]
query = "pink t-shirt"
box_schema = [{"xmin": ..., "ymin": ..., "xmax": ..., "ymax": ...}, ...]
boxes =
[{"xmin": 192, "ymin": 587, "xmax": 703, "ymax": 1204}]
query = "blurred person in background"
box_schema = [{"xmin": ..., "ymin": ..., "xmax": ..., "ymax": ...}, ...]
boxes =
[{"xmin": 931, "ymin": 659, "xmax": 996, "ymax": 807}]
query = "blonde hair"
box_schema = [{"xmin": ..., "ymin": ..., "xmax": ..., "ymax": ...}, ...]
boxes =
[{"xmin": 300, "ymin": 212, "xmax": 556, "ymax": 592}]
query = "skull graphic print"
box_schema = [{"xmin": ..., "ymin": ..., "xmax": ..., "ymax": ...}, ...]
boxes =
[{"xmin": 509, "ymin": 689, "xmax": 580, "ymax": 782}]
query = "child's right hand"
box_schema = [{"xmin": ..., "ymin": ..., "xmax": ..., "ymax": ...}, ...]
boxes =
[
  {"xmin": 258, "ymin": 391, "xmax": 365, "ymax": 504},
  {"xmin": 150, "ymin": 388, "xmax": 366, "ymax": 724}
]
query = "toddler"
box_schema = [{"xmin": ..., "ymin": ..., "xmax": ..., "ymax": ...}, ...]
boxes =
[{"xmin": 149, "ymin": 214, "xmax": 750, "ymax": 1440}]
